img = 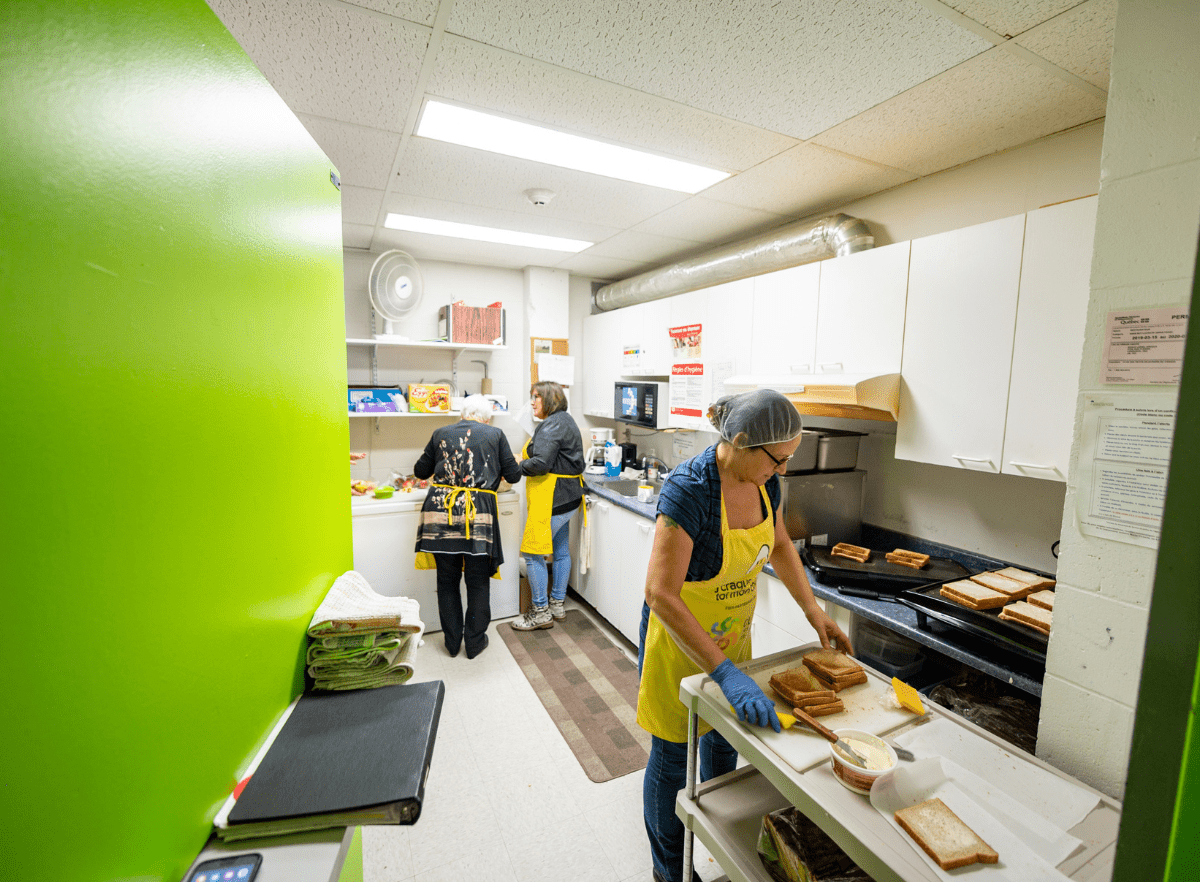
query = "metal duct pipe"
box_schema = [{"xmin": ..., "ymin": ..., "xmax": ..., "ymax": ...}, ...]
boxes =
[{"xmin": 593, "ymin": 213, "xmax": 873, "ymax": 312}]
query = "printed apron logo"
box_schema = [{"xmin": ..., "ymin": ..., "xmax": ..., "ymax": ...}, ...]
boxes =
[
  {"xmin": 747, "ymin": 544, "xmax": 770, "ymax": 575},
  {"xmin": 709, "ymin": 614, "xmax": 744, "ymax": 651}
]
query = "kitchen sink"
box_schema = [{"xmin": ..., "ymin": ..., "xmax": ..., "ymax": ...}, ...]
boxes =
[{"xmin": 598, "ymin": 478, "xmax": 664, "ymax": 500}]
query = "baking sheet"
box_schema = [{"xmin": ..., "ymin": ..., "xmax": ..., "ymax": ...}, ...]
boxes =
[
  {"xmin": 898, "ymin": 579, "xmax": 1048, "ymax": 663},
  {"xmin": 701, "ymin": 652, "xmax": 924, "ymax": 773},
  {"xmin": 800, "ymin": 545, "xmax": 971, "ymax": 593},
  {"xmin": 871, "ymin": 758, "xmax": 1075, "ymax": 880}
]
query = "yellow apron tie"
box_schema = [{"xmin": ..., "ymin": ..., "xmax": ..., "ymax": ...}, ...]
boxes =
[
  {"xmin": 636, "ymin": 485, "xmax": 775, "ymax": 742},
  {"xmin": 414, "ymin": 484, "xmax": 498, "ymax": 570}
]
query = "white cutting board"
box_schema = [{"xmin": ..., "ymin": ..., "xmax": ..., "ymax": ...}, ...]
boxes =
[{"xmin": 702, "ymin": 654, "xmax": 923, "ymax": 773}]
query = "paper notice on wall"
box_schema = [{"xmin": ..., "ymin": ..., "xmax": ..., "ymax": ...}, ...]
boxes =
[
  {"xmin": 1075, "ymin": 392, "xmax": 1178, "ymax": 548},
  {"xmin": 622, "ymin": 343, "xmax": 643, "ymax": 372},
  {"xmin": 669, "ymin": 363, "xmax": 709, "ymax": 430},
  {"xmin": 1103, "ymin": 306, "xmax": 1189, "ymax": 385},
  {"xmin": 669, "ymin": 323, "xmax": 702, "ymax": 360},
  {"xmin": 672, "ymin": 432, "xmax": 699, "ymax": 462},
  {"xmin": 535, "ymin": 353, "xmax": 574, "ymax": 386}
]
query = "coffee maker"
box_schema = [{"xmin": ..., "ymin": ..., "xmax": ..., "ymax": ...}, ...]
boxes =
[{"xmin": 586, "ymin": 427, "xmax": 614, "ymax": 473}]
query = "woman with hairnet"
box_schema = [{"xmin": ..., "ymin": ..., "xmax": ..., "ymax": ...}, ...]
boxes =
[{"xmin": 635, "ymin": 389, "xmax": 852, "ymax": 882}]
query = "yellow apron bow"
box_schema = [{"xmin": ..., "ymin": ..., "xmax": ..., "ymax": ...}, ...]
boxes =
[{"xmin": 414, "ymin": 484, "xmax": 498, "ymax": 571}]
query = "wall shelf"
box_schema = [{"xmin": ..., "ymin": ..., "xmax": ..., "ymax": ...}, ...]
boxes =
[
  {"xmin": 348, "ymin": 411, "xmax": 460, "ymax": 418},
  {"xmin": 346, "ymin": 338, "xmax": 506, "ymax": 353}
]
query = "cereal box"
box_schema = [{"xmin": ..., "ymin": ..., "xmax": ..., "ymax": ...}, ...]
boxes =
[{"xmin": 408, "ymin": 383, "xmax": 451, "ymax": 413}]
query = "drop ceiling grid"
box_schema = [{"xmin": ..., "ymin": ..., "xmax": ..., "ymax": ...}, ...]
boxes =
[
  {"xmin": 424, "ymin": 35, "xmax": 798, "ymax": 171},
  {"xmin": 700, "ymin": 142, "xmax": 916, "ymax": 216},
  {"xmin": 810, "ymin": 48, "xmax": 1108, "ymax": 176},
  {"xmin": 369, "ymin": 228, "xmax": 587, "ymax": 270},
  {"xmin": 1014, "ymin": 0, "xmax": 1116, "ymax": 90},
  {"xmin": 380, "ymin": 191, "xmax": 625, "ymax": 245},
  {"xmin": 583, "ymin": 228, "xmax": 707, "ymax": 264},
  {"xmin": 445, "ymin": 0, "xmax": 994, "ymax": 139},
  {"xmin": 391, "ymin": 139, "xmax": 691, "ymax": 229},
  {"xmin": 629, "ymin": 197, "xmax": 790, "ymax": 244},
  {"xmin": 344, "ymin": 0, "xmax": 442, "ymax": 28},
  {"xmin": 207, "ymin": 0, "xmax": 430, "ymax": 131},
  {"xmin": 296, "ymin": 114, "xmax": 402, "ymax": 190},
  {"xmin": 553, "ymin": 252, "xmax": 648, "ymax": 279},
  {"xmin": 941, "ymin": 0, "xmax": 1083, "ymax": 38}
]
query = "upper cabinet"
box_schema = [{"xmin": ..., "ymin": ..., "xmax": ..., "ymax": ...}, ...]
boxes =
[
  {"xmin": 896, "ymin": 214, "xmax": 1026, "ymax": 472},
  {"xmin": 1001, "ymin": 196, "xmax": 1097, "ymax": 480},
  {"xmin": 582, "ymin": 307, "xmax": 623, "ymax": 418},
  {"xmin": 750, "ymin": 263, "xmax": 820, "ymax": 376},
  {"xmin": 620, "ymin": 298, "xmax": 672, "ymax": 377},
  {"xmin": 896, "ymin": 197, "xmax": 1097, "ymax": 481},
  {"xmin": 814, "ymin": 240, "xmax": 910, "ymax": 375}
]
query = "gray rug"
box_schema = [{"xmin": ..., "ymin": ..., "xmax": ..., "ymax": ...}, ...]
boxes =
[{"xmin": 500, "ymin": 609, "xmax": 651, "ymax": 782}]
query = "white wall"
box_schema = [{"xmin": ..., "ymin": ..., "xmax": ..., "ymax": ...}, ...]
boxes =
[
  {"xmin": 344, "ymin": 253, "xmax": 531, "ymax": 486},
  {"xmin": 1039, "ymin": 1, "xmax": 1200, "ymax": 799}
]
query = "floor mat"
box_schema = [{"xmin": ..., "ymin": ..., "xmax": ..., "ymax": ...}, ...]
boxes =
[{"xmin": 500, "ymin": 609, "xmax": 650, "ymax": 782}]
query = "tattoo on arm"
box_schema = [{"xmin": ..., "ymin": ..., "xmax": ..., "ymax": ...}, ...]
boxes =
[{"xmin": 660, "ymin": 515, "xmax": 682, "ymax": 531}]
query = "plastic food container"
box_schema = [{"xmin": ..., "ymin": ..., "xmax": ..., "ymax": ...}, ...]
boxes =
[
  {"xmin": 373, "ymin": 486, "xmax": 394, "ymax": 498},
  {"xmin": 813, "ymin": 429, "xmax": 866, "ymax": 471},
  {"xmin": 829, "ymin": 729, "xmax": 897, "ymax": 794}
]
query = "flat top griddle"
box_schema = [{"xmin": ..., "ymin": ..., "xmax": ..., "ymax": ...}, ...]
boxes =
[
  {"xmin": 799, "ymin": 544, "xmax": 971, "ymax": 594},
  {"xmin": 898, "ymin": 579, "xmax": 1050, "ymax": 664}
]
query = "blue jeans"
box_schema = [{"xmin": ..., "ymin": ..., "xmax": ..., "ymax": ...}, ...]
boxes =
[
  {"xmin": 522, "ymin": 510, "xmax": 573, "ymax": 607},
  {"xmin": 639, "ymin": 604, "xmax": 738, "ymax": 882}
]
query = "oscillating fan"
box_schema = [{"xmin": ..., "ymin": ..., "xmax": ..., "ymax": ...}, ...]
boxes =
[{"xmin": 368, "ymin": 250, "xmax": 424, "ymax": 340}]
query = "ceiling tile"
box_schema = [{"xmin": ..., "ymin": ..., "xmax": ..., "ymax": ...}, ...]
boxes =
[
  {"xmin": 585, "ymin": 230, "xmax": 706, "ymax": 264},
  {"xmin": 943, "ymin": 1, "xmax": 1080, "ymax": 38},
  {"xmin": 297, "ymin": 115, "xmax": 401, "ymax": 190},
  {"xmin": 702, "ymin": 144, "xmax": 916, "ymax": 216},
  {"xmin": 339, "ymin": 184, "xmax": 387, "ymax": 226},
  {"xmin": 342, "ymin": 223, "xmax": 377, "ymax": 250},
  {"xmin": 446, "ymin": 0, "xmax": 993, "ymax": 139},
  {"xmin": 425, "ymin": 36, "xmax": 797, "ymax": 172},
  {"xmin": 207, "ymin": 0, "xmax": 428, "ymax": 131},
  {"xmin": 392, "ymin": 139, "xmax": 689, "ymax": 229},
  {"xmin": 371, "ymin": 226, "xmax": 582, "ymax": 270},
  {"xmin": 631, "ymin": 198, "xmax": 788, "ymax": 244},
  {"xmin": 553, "ymin": 253, "xmax": 646, "ymax": 280},
  {"xmin": 810, "ymin": 48, "xmax": 1108, "ymax": 176},
  {"xmin": 1015, "ymin": 0, "xmax": 1116, "ymax": 91},
  {"xmin": 342, "ymin": 0, "xmax": 441, "ymax": 27},
  {"xmin": 381, "ymin": 192, "xmax": 621, "ymax": 245}
]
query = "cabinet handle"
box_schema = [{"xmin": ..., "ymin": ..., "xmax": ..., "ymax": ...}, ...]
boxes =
[
  {"xmin": 788, "ymin": 365, "xmax": 813, "ymax": 374},
  {"xmin": 1009, "ymin": 461, "xmax": 1063, "ymax": 478},
  {"xmin": 951, "ymin": 455, "xmax": 996, "ymax": 471},
  {"xmin": 818, "ymin": 362, "xmax": 843, "ymax": 373},
  {"xmin": 639, "ymin": 523, "xmax": 653, "ymax": 535}
]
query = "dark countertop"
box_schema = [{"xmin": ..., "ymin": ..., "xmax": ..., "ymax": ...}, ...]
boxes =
[{"xmin": 583, "ymin": 474, "xmax": 1047, "ymax": 697}]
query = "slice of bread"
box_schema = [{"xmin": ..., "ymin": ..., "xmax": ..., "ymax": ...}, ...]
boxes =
[
  {"xmin": 939, "ymin": 579, "xmax": 1008, "ymax": 610},
  {"xmin": 792, "ymin": 690, "xmax": 839, "ymax": 707},
  {"xmin": 994, "ymin": 566, "xmax": 1056, "ymax": 590},
  {"xmin": 804, "ymin": 700, "xmax": 845, "ymax": 716},
  {"xmin": 802, "ymin": 649, "xmax": 863, "ymax": 677},
  {"xmin": 998, "ymin": 600, "xmax": 1052, "ymax": 633},
  {"xmin": 1027, "ymin": 590, "xmax": 1055, "ymax": 611},
  {"xmin": 894, "ymin": 797, "xmax": 999, "ymax": 870},
  {"xmin": 970, "ymin": 571, "xmax": 1033, "ymax": 598},
  {"xmin": 769, "ymin": 666, "xmax": 824, "ymax": 700}
]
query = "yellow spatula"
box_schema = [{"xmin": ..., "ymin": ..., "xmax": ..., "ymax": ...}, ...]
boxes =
[{"xmin": 891, "ymin": 677, "xmax": 925, "ymax": 714}]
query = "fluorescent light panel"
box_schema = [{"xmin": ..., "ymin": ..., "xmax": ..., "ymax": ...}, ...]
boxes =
[
  {"xmin": 417, "ymin": 100, "xmax": 730, "ymax": 193},
  {"xmin": 384, "ymin": 213, "xmax": 592, "ymax": 253}
]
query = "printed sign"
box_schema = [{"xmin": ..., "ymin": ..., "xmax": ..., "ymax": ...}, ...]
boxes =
[{"xmin": 1103, "ymin": 306, "xmax": 1188, "ymax": 385}]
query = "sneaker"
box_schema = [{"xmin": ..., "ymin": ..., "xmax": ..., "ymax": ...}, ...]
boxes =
[
  {"xmin": 511, "ymin": 605, "xmax": 554, "ymax": 631},
  {"xmin": 548, "ymin": 598, "xmax": 566, "ymax": 620}
]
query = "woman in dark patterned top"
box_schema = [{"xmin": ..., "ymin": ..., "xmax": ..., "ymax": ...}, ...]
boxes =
[{"xmin": 413, "ymin": 395, "xmax": 523, "ymax": 659}]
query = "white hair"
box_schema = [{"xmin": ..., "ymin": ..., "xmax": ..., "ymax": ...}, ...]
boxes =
[{"xmin": 460, "ymin": 395, "xmax": 494, "ymax": 423}]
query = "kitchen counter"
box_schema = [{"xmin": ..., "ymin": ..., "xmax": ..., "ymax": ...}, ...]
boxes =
[{"xmin": 582, "ymin": 475, "xmax": 1046, "ymax": 696}]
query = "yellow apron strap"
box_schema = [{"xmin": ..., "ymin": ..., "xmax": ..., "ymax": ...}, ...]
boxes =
[{"xmin": 430, "ymin": 483, "xmax": 497, "ymax": 540}]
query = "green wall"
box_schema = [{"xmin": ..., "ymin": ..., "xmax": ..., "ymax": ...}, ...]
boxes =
[{"xmin": 0, "ymin": 2, "xmax": 351, "ymax": 879}]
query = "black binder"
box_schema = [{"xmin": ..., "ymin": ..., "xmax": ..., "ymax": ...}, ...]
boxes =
[{"xmin": 223, "ymin": 681, "xmax": 444, "ymax": 840}]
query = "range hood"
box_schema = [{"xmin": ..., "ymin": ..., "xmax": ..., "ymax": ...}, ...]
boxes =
[{"xmin": 723, "ymin": 372, "xmax": 901, "ymax": 421}]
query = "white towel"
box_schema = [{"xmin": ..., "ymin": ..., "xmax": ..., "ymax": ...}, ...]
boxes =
[
  {"xmin": 306, "ymin": 570, "xmax": 423, "ymax": 637},
  {"xmin": 578, "ymin": 497, "xmax": 593, "ymax": 575}
]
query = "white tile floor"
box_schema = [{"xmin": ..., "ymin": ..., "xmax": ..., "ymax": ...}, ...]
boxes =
[{"xmin": 362, "ymin": 598, "xmax": 728, "ymax": 882}]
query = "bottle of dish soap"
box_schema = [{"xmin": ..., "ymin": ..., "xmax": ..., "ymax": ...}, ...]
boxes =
[{"xmin": 604, "ymin": 441, "xmax": 622, "ymax": 477}]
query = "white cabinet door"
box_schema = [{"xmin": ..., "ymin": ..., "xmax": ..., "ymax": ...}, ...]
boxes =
[
  {"xmin": 575, "ymin": 497, "xmax": 614, "ymax": 616},
  {"xmin": 492, "ymin": 498, "xmax": 522, "ymax": 618},
  {"xmin": 705, "ymin": 278, "xmax": 755, "ymax": 379},
  {"xmin": 351, "ymin": 507, "xmax": 440, "ymax": 631},
  {"xmin": 750, "ymin": 264, "xmax": 821, "ymax": 376},
  {"xmin": 583, "ymin": 308, "xmax": 623, "ymax": 418},
  {"xmin": 1001, "ymin": 196, "xmax": 1097, "ymax": 481},
  {"xmin": 623, "ymin": 298, "xmax": 671, "ymax": 376},
  {"xmin": 815, "ymin": 240, "xmax": 910, "ymax": 375},
  {"xmin": 753, "ymin": 573, "xmax": 820, "ymax": 652},
  {"xmin": 621, "ymin": 517, "xmax": 657, "ymax": 645},
  {"xmin": 896, "ymin": 213, "xmax": 1027, "ymax": 472}
]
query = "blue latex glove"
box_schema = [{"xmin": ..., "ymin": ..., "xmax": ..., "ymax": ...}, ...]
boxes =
[{"xmin": 710, "ymin": 659, "xmax": 781, "ymax": 733}]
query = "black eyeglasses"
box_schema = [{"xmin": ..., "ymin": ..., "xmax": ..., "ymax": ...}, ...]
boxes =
[{"xmin": 757, "ymin": 446, "xmax": 791, "ymax": 469}]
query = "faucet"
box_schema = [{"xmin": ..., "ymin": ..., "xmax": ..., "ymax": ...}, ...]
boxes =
[{"xmin": 642, "ymin": 455, "xmax": 669, "ymax": 482}]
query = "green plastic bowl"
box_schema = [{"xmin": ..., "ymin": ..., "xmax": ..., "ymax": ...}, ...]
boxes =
[{"xmin": 373, "ymin": 486, "xmax": 394, "ymax": 499}]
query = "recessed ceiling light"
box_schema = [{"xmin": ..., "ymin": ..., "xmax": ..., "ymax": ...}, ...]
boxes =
[
  {"xmin": 416, "ymin": 100, "xmax": 730, "ymax": 194},
  {"xmin": 383, "ymin": 213, "xmax": 592, "ymax": 253}
]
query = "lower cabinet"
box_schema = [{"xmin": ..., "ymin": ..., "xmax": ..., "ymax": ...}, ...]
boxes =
[
  {"xmin": 572, "ymin": 498, "xmax": 656, "ymax": 646},
  {"xmin": 752, "ymin": 573, "xmax": 826, "ymax": 656}
]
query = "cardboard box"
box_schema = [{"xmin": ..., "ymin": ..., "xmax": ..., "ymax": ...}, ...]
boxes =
[
  {"xmin": 407, "ymin": 383, "xmax": 451, "ymax": 413},
  {"xmin": 519, "ymin": 576, "xmax": 531, "ymax": 615},
  {"xmin": 438, "ymin": 301, "xmax": 505, "ymax": 345},
  {"xmin": 348, "ymin": 386, "xmax": 406, "ymax": 413}
]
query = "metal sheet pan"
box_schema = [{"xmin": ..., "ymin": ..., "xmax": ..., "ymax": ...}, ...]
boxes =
[{"xmin": 898, "ymin": 579, "xmax": 1049, "ymax": 665}]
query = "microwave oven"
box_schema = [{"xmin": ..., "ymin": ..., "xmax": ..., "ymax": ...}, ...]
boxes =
[{"xmin": 614, "ymin": 381, "xmax": 669, "ymax": 429}]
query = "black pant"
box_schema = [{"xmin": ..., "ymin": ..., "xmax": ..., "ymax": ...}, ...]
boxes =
[{"xmin": 434, "ymin": 554, "xmax": 492, "ymax": 655}]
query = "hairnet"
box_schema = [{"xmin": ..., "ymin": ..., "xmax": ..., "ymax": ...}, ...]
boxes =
[{"xmin": 707, "ymin": 389, "xmax": 803, "ymax": 448}]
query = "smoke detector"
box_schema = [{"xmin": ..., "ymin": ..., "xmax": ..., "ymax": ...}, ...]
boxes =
[{"xmin": 524, "ymin": 188, "xmax": 556, "ymax": 207}]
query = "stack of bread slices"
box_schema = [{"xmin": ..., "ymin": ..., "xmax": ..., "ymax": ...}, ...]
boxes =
[
  {"xmin": 769, "ymin": 665, "xmax": 844, "ymax": 716},
  {"xmin": 939, "ymin": 567, "xmax": 1055, "ymax": 635},
  {"xmin": 802, "ymin": 648, "xmax": 868, "ymax": 691}
]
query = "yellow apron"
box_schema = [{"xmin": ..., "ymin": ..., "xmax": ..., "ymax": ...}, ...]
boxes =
[
  {"xmin": 415, "ymin": 485, "xmax": 500, "ymax": 578},
  {"xmin": 636, "ymin": 485, "xmax": 775, "ymax": 742},
  {"xmin": 519, "ymin": 438, "xmax": 585, "ymax": 555}
]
